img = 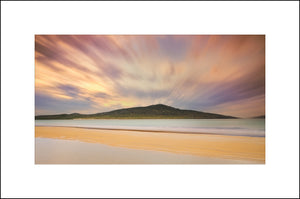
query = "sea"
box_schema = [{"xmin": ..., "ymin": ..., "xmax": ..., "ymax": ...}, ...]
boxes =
[{"xmin": 35, "ymin": 119, "xmax": 265, "ymax": 137}]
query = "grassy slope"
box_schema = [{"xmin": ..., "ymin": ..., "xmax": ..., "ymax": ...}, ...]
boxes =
[
  {"xmin": 35, "ymin": 104, "xmax": 237, "ymax": 120},
  {"xmin": 252, "ymin": 115, "xmax": 265, "ymax": 119}
]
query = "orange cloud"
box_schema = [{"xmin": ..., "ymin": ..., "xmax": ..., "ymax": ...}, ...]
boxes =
[{"xmin": 35, "ymin": 35, "xmax": 265, "ymax": 117}]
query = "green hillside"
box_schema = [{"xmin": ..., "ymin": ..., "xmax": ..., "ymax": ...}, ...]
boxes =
[
  {"xmin": 35, "ymin": 104, "xmax": 237, "ymax": 120},
  {"xmin": 252, "ymin": 115, "xmax": 265, "ymax": 119}
]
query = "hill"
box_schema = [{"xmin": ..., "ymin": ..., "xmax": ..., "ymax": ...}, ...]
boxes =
[
  {"xmin": 252, "ymin": 115, "xmax": 265, "ymax": 119},
  {"xmin": 35, "ymin": 104, "xmax": 237, "ymax": 120}
]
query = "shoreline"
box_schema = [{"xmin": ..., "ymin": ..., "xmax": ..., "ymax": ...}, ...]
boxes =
[
  {"xmin": 37, "ymin": 118, "xmax": 238, "ymax": 119},
  {"xmin": 35, "ymin": 125, "xmax": 265, "ymax": 138},
  {"xmin": 35, "ymin": 126, "xmax": 265, "ymax": 163}
]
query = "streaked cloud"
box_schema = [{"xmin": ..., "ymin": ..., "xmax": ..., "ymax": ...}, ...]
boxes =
[{"xmin": 35, "ymin": 35, "xmax": 265, "ymax": 117}]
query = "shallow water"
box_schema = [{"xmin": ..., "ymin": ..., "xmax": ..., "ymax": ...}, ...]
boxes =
[
  {"xmin": 35, "ymin": 138, "xmax": 259, "ymax": 164},
  {"xmin": 35, "ymin": 119, "xmax": 265, "ymax": 137}
]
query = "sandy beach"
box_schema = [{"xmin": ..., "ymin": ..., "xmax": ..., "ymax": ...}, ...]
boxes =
[{"xmin": 35, "ymin": 126, "xmax": 265, "ymax": 164}]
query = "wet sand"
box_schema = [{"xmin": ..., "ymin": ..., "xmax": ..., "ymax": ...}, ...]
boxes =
[{"xmin": 35, "ymin": 126, "xmax": 265, "ymax": 164}]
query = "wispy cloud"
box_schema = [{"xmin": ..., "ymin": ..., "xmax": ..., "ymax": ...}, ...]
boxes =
[{"xmin": 35, "ymin": 35, "xmax": 265, "ymax": 117}]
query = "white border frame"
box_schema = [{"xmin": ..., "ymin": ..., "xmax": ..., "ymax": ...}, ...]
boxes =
[{"xmin": 1, "ymin": 1, "xmax": 299, "ymax": 198}]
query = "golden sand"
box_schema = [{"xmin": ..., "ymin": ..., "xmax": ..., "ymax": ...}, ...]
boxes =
[{"xmin": 35, "ymin": 126, "xmax": 265, "ymax": 163}]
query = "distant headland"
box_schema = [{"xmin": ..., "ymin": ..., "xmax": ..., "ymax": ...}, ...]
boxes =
[{"xmin": 35, "ymin": 104, "xmax": 238, "ymax": 120}]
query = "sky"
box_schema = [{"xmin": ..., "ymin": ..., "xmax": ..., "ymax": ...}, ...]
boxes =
[{"xmin": 35, "ymin": 35, "xmax": 265, "ymax": 118}]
